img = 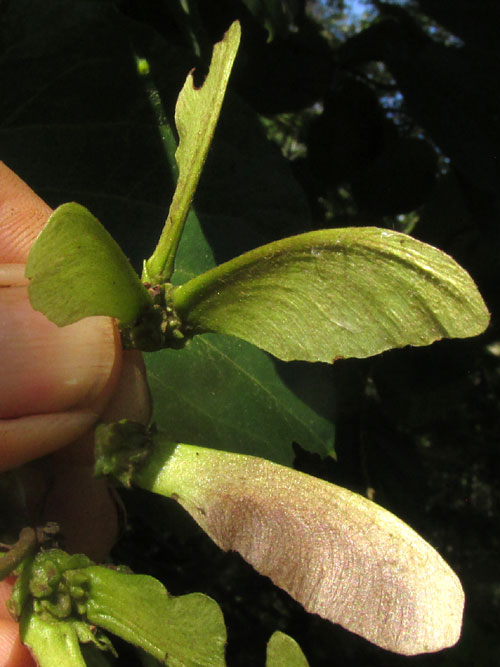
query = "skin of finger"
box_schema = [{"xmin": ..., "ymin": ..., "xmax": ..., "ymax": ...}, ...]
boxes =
[
  {"xmin": 0, "ymin": 164, "xmax": 150, "ymax": 567},
  {"xmin": 0, "ymin": 619, "xmax": 34, "ymax": 667},
  {"xmin": 0, "ymin": 168, "xmax": 124, "ymax": 461},
  {"xmin": 0, "ymin": 168, "xmax": 124, "ymax": 558},
  {"xmin": 0, "ymin": 579, "xmax": 15, "ymax": 620},
  {"xmin": 56, "ymin": 350, "xmax": 153, "ymax": 465},
  {"xmin": 46, "ymin": 351, "xmax": 152, "ymax": 559},
  {"xmin": 0, "ymin": 165, "xmax": 145, "ymax": 656},
  {"xmin": 0, "ymin": 581, "xmax": 35, "ymax": 667},
  {"xmin": 0, "ymin": 411, "xmax": 101, "ymax": 472},
  {"xmin": 0, "ymin": 284, "xmax": 121, "ymax": 419},
  {"xmin": 42, "ymin": 464, "xmax": 120, "ymax": 562},
  {"xmin": 101, "ymin": 350, "xmax": 152, "ymax": 425},
  {"xmin": 0, "ymin": 278, "xmax": 123, "ymax": 470},
  {"xmin": 0, "ymin": 163, "xmax": 52, "ymax": 264}
]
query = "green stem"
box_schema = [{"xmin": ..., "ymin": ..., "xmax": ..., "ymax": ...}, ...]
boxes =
[
  {"xmin": 0, "ymin": 527, "xmax": 37, "ymax": 581},
  {"xmin": 143, "ymin": 176, "xmax": 196, "ymax": 283},
  {"xmin": 134, "ymin": 53, "xmax": 178, "ymax": 180},
  {"xmin": 134, "ymin": 53, "xmax": 179, "ymax": 285},
  {"xmin": 132, "ymin": 440, "xmax": 184, "ymax": 497}
]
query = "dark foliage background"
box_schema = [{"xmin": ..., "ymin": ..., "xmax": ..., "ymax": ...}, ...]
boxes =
[{"xmin": 1, "ymin": 0, "xmax": 499, "ymax": 664}]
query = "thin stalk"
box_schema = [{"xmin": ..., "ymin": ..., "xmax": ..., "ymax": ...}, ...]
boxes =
[
  {"xmin": 142, "ymin": 169, "xmax": 197, "ymax": 283},
  {"xmin": 0, "ymin": 527, "xmax": 37, "ymax": 580},
  {"xmin": 134, "ymin": 54, "xmax": 179, "ymax": 285}
]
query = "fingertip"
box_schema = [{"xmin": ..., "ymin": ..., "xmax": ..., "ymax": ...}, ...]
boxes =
[
  {"xmin": 0, "ymin": 579, "xmax": 16, "ymax": 621},
  {"xmin": 0, "ymin": 162, "xmax": 52, "ymax": 263},
  {"xmin": 100, "ymin": 350, "xmax": 152, "ymax": 425},
  {"xmin": 0, "ymin": 619, "xmax": 35, "ymax": 667},
  {"xmin": 56, "ymin": 347, "xmax": 149, "ymax": 465},
  {"xmin": 0, "ymin": 580, "xmax": 35, "ymax": 667}
]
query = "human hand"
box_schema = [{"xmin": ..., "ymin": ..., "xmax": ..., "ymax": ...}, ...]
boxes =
[{"xmin": 0, "ymin": 163, "xmax": 151, "ymax": 665}]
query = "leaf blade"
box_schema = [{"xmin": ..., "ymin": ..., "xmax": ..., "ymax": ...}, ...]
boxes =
[
  {"xmin": 174, "ymin": 227, "xmax": 490, "ymax": 362},
  {"xmin": 84, "ymin": 566, "xmax": 226, "ymax": 667},
  {"xmin": 20, "ymin": 613, "xmax": 87, "ymax": 667},
  {"xmin": 26, "ymin": 203, "xmax": 152, "ymax": 326},
  {"xmin": 144, "ymin": 21, "xmax": 241, "ymax": 281},
  {"xmin": 174, "ymin": 21, "xmax": 241, "ymax": 181},
  {"xmin": 266, "ymin": 631, "xmax": 310, "ymax": 667},
  {"xmin": 145, "ymin": 332, "xmax": 335, "ymax": 464}
]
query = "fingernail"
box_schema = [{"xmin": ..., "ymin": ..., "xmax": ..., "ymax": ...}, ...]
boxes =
[{"xmin": 0, "ymin": 263, "xmax": 28, "ymax": 287}]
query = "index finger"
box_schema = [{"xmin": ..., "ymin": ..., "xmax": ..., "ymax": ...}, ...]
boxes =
[{"xmin": 0, "ymin": 162, "xmax": 53, "ymax": 263}]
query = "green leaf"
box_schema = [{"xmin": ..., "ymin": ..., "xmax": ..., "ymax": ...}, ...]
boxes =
[
  {"xmin": 174, "ymin": 21, "xmax": 240, "ymax": 199},
  {"xmin": 266, "ymin": 631, "xmax": 310, "ymax": 667},
  {"xmin": 144, "ymin": 21, "xmax": 241, "ymax": 282},
  {"xmin": 146, "ymin": 209, "xmax": 335, "ymax": 465},
  {"xmin": 84, "ymin": 566, "xmax": 226, "ymax": 666},
  {"xmin": 145, "ymin": 333, "xmax": 335, "ymax": 464},
  {"xmin": 20, "ymin": 613, "xmax": 87, "ymax": 667},
  {"xmin": 17, "ymin": 547, "xmax": 225, "ymax": 665},
  {"xmin": 133, "ymin": 438, "xmax": 464, "ymax": 656},
  {"xmin": 173, "ymin": 227, "xmax": 490, "ymax": 362},
  {"xmin": 25, "ymin": 203, "xmax": 152, "ymax": 326}
]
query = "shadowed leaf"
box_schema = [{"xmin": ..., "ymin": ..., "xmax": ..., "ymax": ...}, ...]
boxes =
[
  {"xmin": 173, "ymin": 227, "xmax": 489, "ymax": 362},
  {"xmin": 134, "ymin": 440, "xmax": 464, "ymax": 656},
  {"xmin": 145, "ymin": 333, "xmax": 335, "ymax": 464}
]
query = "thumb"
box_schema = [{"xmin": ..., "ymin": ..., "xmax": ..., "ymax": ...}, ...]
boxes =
[{"xmin": 0, "ymin": 265, "xmax": 121, "ymax": 471}]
